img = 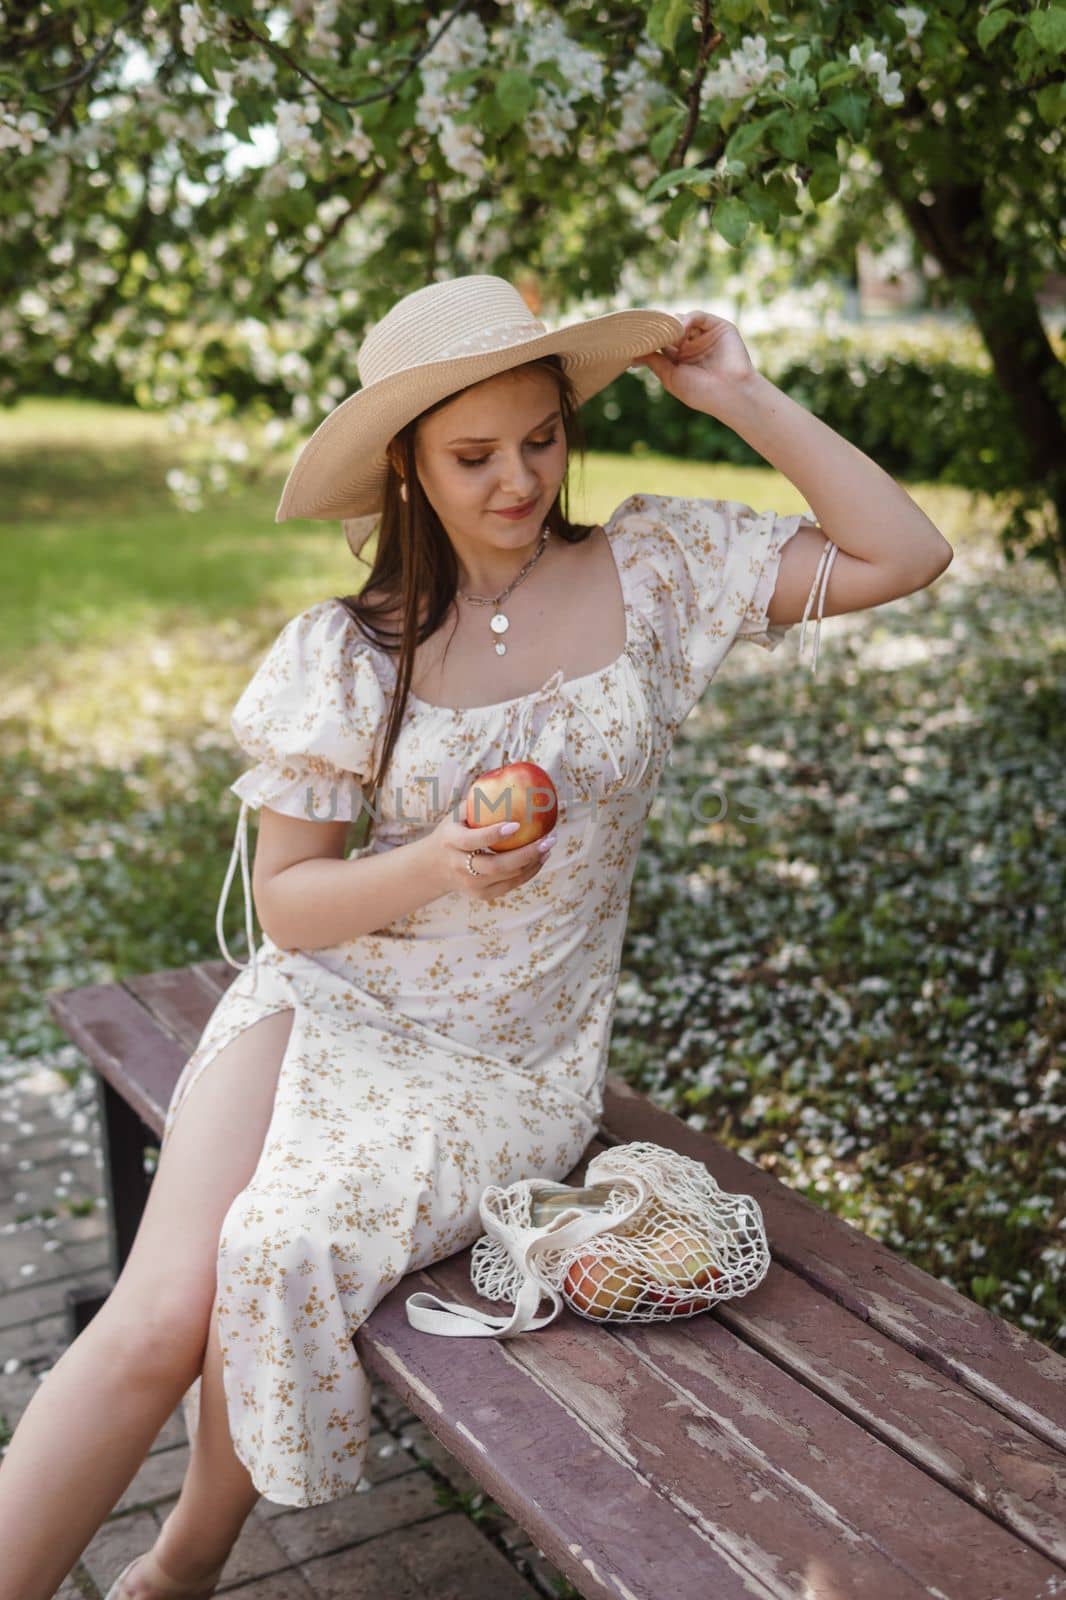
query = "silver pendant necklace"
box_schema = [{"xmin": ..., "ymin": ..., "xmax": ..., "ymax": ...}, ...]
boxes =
[{"xmin": 457, "ymin": 524, "xmax": 551, "ymax": 655}]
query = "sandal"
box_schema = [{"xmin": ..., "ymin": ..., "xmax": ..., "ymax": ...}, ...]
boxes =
[{"xmin": 104, "ymin": 1549, "xmax": 227, "ymax": 1599}]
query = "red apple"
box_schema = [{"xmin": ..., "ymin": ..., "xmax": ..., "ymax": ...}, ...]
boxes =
[
  {"xmin": 563, "ymin": 1252, "xmax": 642, "ymax": 1320},
  {"xmin": 465, "ymin": 760, "xmax": 557, "ymax": 851}
]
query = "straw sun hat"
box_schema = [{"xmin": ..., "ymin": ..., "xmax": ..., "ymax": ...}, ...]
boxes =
[{"xmin": 273, "ymin": 274, "xmax": 685, "ymax": 555}]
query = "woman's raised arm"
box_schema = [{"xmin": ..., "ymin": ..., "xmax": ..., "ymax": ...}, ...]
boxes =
[
  {"xmin": 633, "ymin": 312, "xmax": 953, "ymax": 629},
  {"xmin": 719, "ymin": 370, "xmax": 953, "ymax": 627}
]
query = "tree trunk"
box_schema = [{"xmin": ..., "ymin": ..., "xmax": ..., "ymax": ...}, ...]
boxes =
[{"xmin": 874, "ymin": 152, "xmax": 1066, "ymax": 566}]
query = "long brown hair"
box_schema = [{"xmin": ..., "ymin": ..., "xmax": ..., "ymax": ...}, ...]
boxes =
[{"xmin": 333, "ymin": 353, "xmax": 596, "ymax": 825}]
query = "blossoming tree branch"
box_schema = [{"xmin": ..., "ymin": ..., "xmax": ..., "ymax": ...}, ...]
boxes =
[{"xmin": 2, "ymin": 0, "xmax": 1063, "ymax": 553}]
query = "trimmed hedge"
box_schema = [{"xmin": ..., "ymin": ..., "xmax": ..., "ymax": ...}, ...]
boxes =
[{"xmin": 579, "ymin": 322, "xmax": 1051, "ymax": 502}]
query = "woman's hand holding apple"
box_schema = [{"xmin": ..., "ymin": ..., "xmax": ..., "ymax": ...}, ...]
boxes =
[
  {"xmin": 425, "ymin": 812, "xmax": 556, "ymax": 903},
  {"xmin": 423, "ymin": 761, "xmax": 559, "ymax": 902}
]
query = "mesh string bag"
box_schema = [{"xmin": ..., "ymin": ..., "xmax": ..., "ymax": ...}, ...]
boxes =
[{"xmin": 405, "ymin": 1140, "xmax": 771, "ymax": 1338}]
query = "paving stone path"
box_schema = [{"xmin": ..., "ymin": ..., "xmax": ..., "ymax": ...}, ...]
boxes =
[{"xmin": 1, "ymin": 1063, "xmax": 574, "ymax": 1599}]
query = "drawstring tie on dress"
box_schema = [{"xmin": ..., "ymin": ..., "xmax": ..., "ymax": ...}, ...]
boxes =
[
  {"xmin": 799, "ymin": 529, "xmax": 839, "ymax": 675},
  {"xmin": 512, "ymin": 667, "xmax": 630, "ymax": 860},
  {"xmin": 514, "ymin": 666, "xmax": 627, "ymax": 786},
  {"xmin": 216, "ymin": 797, "xmax": 260, "ymax": 990}
]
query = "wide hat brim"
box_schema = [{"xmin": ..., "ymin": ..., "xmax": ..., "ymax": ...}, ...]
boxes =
[{"xmin": 274, "ymin": 306, "xmax": 684, "ymax": 552}]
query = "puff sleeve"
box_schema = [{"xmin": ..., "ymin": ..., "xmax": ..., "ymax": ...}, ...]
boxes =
[
  {"xmin": 228, "ymin": 598, "xmax": 387, "ymax": 823},
  {"xmin": 616, "ymin": 492, "xmax": 832, "ymax": 729}
]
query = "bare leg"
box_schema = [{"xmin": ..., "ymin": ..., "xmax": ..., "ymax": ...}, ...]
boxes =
[
  {"xmin": 121, "ymin": 1298, "xmax": 261, "ymax": 1597},
  {"xmin": 0, "ymin": 1007, "xmax": 294, "ymax": 1600},
  {"xmin": 0, "ymin": 1313, "xmax": 200, "ymax": 1600}
]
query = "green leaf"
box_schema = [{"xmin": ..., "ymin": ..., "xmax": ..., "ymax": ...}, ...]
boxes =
[
  {"xmin": 192, "ymin": 43, "xmax": 219, "ymax": 89},
  {"xmin": 226, "ymin": 104, "xmax": 250, "ymax": 142},
  {"xmin": 456, "ymin": 94, "xmax": 506, "ymax": 139},
  {"xmin": 647, "ymin": 0, "xmax": 692, "ymax": 53},
  {"xmin": 494, "ymin": 69, "xmax": 536, "ymax": 128},
  {"xmin": 276, "ymin": 186, "xmax": 317, "ymax": 227},
  {"xmin": 1036, "ymin": 79, "xmax": 1066, "ymax": 123},
  {"xmin": 720, "ymin": 0, "xmax": 759, "ymax": 21},
  {"xmin": 789, "ymin": 44, "xmax": 812, "ymax": 73},
  {"xmin": 358, "ymin": 97, "xmax": 389, "ymax": 130},
  {"xmin": 649, "ymin": 107, "xmax": 686, "ymax": 163},
  {"xmin": 662, "ymin": 187, "xmax": 700, "ymax": 241},
  {"xmin": 767, "ymin": 111, "xmax": 811, "ymax": 161},
  {"xmin": 824, "ymin": 88, "xmax": 868, "ymax": 140},
  {"xmin": 976, "ymin": 9, "xmax": 1017, "ymax": 50},
  {"xmin": 764, "ymin": 169, "xmax": 801, "ymax": 215},
  {"xmin": 740, "ymin": 181, "xmax": 781, "ymax": 228},
  {"xmin": 724, "ymin": 115, "xmax": 775, "ymax": 166},
  {"xmin": 444, "ymin": 66, "xmax": 483, "ymax": 92},
  {"xmin": 320, "ymin": 102, "xmax": 353, "ymax": 137},
  {"xmin": 712, "ymin": 195, "xmax": 752, "ymax": 246},
  {"xmin": 644, "ymin": 164, "xmax": 708, "ymax": 202},
  {"xmin": 818, "ymin": 59, "xmax": 857, "ymax": 91},
  {"xmin": 1029, "ymin": 8, "xmax": 1066, "ymax": 53},
  {"xmin": 808, "ymin": 155, "xmax": 841, "ymax": 202}
]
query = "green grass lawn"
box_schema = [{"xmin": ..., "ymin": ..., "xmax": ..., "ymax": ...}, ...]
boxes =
[{"xmin": 3, "ymin": 396, "xmax": 1063, "ymax": 1354}]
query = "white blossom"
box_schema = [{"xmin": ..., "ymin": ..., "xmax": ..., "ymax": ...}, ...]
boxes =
[
  {"xmin": 235, "ymin": 58, "xmax": 276, "ymax": 91},
  {"xmin": 701, "ymin": 34, "xmax": 787, "ymax": 105},
  {"xmin": 523, "ymin": 13, "xmax": 604, "ymax": 101},
  {"xmin": 340, "ymin": 114, "xmax": 375, "ymax": 164},
  {"xmin": 438, "ymin": 120, "xmax": 487, "ymax": 182},
  {"xmin": 178, "ymin": 3, "xmax": 211, "ymax": 55},
  {"xmin": 32, "ymin": 159, "xmax": 70, "ymax": 218},
  {"xmin": 276, "ymin": 100, "xmax": 321, "ymax": 161},
  {"xmin": 524, "ymin": 83, "xmax": 578, "ymax": 160},
  {"xmin": 878, "ymin": 69, "xmax": 905, "ymax": 107},
  {"xmin": 849, "ymin": 41, "xmax": 906, "ymax": 108},
  {"xmin": 0, "ymin": 110, "xmax": 49, "ymax": 156}
]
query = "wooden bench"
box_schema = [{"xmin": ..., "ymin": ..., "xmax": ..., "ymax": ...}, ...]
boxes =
[{"xmin": 48, "ymin": 961, "xmax": 1066, "ymax": 1600}]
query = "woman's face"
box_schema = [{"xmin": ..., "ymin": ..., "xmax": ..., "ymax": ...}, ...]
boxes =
[{"xmin": 407, "ymin": 367, "xmax": 568, "ymax": 549}]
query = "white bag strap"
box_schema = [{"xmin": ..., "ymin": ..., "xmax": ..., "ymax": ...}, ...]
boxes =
[
  {"xmin": 405, "ymin": 1177, "xmax": 648, "ymax": 1338},
  {"xmin": 405, "ymin": 1273, "xmax": 563, "ymax": 1338}
]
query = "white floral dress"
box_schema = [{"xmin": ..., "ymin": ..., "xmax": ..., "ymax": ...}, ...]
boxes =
[{"xmin": 159, "ymin": 491, "xmax": 834, "ymax": 1507}]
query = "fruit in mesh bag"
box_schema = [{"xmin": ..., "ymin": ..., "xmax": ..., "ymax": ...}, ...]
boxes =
[
  {"xmin": 562, "ymin": 1251, "xmax": 644, "ymax": 1319},
  {"xmin": 640, "ymin": 1218, "xmax": 722, "ymax": 1313}
]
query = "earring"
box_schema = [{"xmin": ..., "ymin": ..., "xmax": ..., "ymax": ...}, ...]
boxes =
[{"xmin": 399, "ymin": 479, "xmax": 408, "ymax": 503}]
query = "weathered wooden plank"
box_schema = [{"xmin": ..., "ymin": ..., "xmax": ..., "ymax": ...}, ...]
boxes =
[
  {"xmin": 710, "ymin": 1263, "xmax": 1066, "ymax": 1569},
  {"xmin": 358, "ymin": 1267, "xmax": 780, "ymax": 1600},
  {"xmin": 601, "ymin": 1076, "xmax": 1066, "ymax": 1457},
  {"xmin": 417, "ymin": 1246, "xmax": 1064, "ymax": 1600},
  {"xmin": 122, "ymin": 964, "xmax": 225, "ymax": 1055},
  {"xmin": 46, "ymin": 983, "xmax": 181, "ymax": 1136},
  {"xmin": 194, "ymin": 957, "xmax": 239, "ymax": 995}
]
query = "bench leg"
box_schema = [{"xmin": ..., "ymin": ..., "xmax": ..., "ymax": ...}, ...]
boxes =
[{"xmin": 64, "ymin": 1076, "xmax": 155, "ymax": 1342}]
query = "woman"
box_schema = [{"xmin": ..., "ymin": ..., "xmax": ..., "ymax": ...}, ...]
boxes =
[{"xmin": 0, "ymin": 275, "xmax": 952, "ymax": 1599}]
